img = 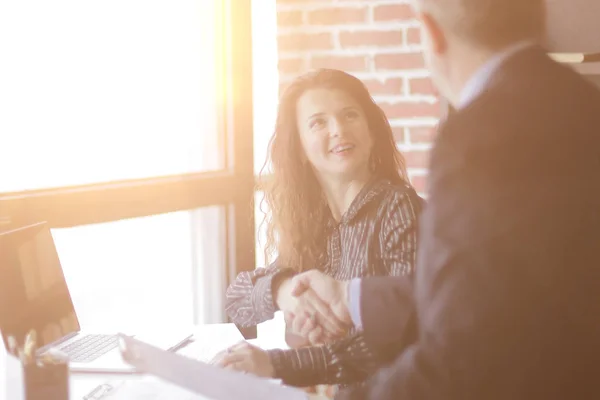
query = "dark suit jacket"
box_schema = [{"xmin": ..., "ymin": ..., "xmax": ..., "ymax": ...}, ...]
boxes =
[{"xmin": 338, "ymin": 46, "xmax": 600, "ymax": 399}]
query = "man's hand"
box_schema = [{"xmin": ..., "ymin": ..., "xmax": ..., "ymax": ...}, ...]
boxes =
[
  {"xmin": 284, "ymin": 286, "xmax": 348, "ymax": 345},
  {"xmin": 290, "ymin": 270, "xmax": 353, "ymax": 336}
]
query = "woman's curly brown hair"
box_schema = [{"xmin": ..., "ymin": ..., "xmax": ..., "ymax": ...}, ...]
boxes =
[{"xmin": 258, "ymin": 69, "xmax": 410, "ymax": 272}]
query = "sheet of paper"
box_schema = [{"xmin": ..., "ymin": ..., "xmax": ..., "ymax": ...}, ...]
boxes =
[
  {"xmin": 99, "ymin": 376, "xmax": 209, "ymax": 400},
  {"xmin": 177, "ymin": 323, "xmax": 245, "ymax": 362},
  {"xmin": 120, "ymin": 335, "xmax": 308, "ymax": 400}
]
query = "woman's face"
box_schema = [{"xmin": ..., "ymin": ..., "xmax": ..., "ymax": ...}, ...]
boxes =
[{"xmin": 295, "ymin": 87, "xmax": 373, "ymax": 183}]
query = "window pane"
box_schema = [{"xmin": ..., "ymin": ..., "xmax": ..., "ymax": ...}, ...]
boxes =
[
  {"xmin": 0, "ymin": 0, "xmax": 221, "ymax": 192},
  {"xmin": 251, "ymin": 0, "xmax": 278, "ymax": 267},
  {"xmin": 52, "ymin": 206, "xmax": 226, "ymax": 333},
  {"xmin": 252, "ymin": 0, "xmax": 279, "ymax": 175}
]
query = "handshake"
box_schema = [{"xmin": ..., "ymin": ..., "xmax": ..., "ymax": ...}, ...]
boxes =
[
  {"xmin": 211, "ymin": 270, "xmax": 355, "ymax": 379},
  {"xmin": 278, "ymin": 270, "xmax": 354, "ymax": 346}
]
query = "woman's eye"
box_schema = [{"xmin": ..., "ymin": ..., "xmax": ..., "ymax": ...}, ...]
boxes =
[
  {"xmin": 309, "ymin": 118, "xmax": 326, "ymax": 129},
  {"xmin": 344, "ymin": 110, "xmax": 359, "ymax": 120}
]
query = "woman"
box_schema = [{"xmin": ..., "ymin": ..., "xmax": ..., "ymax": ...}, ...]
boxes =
[{"xmin": 215, "ymin": 69, "xmax": 423, "ymax": 390}]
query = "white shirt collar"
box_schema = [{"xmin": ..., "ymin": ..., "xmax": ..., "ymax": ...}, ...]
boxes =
[{"xmin": 458, "ymin": 41, "xmax": 534, "ymax": 109}]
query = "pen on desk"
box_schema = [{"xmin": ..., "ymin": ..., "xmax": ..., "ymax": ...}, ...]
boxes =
[
  {"xmin": 83, "ymin": 383, "xmax": 114, "ymax": 400},
  {"xmin": 169, "ymin": 336, "xmax": 194, "ymax": 353}
]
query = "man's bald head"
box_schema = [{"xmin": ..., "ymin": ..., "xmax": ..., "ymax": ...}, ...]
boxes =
[{"xmin": 413, "ymin": 0, "xmax": 546, "ymax": 51}]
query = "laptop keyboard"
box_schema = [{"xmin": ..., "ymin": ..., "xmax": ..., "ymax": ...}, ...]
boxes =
[{"xmin": 58, "ymin": 334, "xmax": 118, "ymax": 363}]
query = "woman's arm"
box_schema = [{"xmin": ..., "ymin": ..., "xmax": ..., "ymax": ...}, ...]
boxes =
[
  {"xmin": 268, "ymin": 331, "xmax": 381, "ymax": 387},
  {"xmin": 225, "ymin": 261, "xmax": 296, "ymax": 327},
  {"xmin": 268, "ymin": 188, "xmax": 422, "ymax": 387}
]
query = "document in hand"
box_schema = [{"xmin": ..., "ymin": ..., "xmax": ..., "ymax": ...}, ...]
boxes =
[{"xmin": 118, "ymin": 334, "xmax": 308, "ymax": 400}]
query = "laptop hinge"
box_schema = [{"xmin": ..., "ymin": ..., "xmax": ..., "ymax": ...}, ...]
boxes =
[{"xmin": 38, "ymin": 331, "xmax": 79, "ymax": 354}]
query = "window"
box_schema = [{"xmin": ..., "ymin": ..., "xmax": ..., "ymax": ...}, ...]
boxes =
[
  {"xmin": 0, "ymin": 0, "xmax": 222, "ymax": 192},
  {"xmin": 250, "ymin": 0, "xmax": 288, "ymax": 339},
  {"xmin": 54, "ymin": 206, "xmax": 225, "ymax": 331},
  {"xmin": 251, "ymin": 0, "xmax": 279, "ymax": 270},
  {"xmin": 0, "ymin": 0, "xmax": 255, "ymax": 334}
]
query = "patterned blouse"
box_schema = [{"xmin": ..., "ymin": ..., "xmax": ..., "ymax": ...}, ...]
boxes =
[{"xmin": 225, "ymin": 178, "xmax": 423, "ymax": 388}]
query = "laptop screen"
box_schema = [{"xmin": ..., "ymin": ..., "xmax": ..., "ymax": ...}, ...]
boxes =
[{"xmin": 0, "ymin": 223, "xmax": 79, "ymax": 350}]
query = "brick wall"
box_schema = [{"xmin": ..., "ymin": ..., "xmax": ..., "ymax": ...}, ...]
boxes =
[{"xmin": 275, "ymin": 0, "xmax": 441, "ymax": 195}]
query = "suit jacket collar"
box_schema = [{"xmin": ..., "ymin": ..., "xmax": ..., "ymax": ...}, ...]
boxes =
[
  {"xmin": 437, "ymin": 45, "xmax": 552, "ymax": 140},
  {"xmin": 458, "ymin": 41, "xmax": 537, "ymax": 109}
]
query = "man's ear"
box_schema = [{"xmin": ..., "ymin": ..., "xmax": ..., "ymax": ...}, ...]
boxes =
[{"xmin": 415, "ymin": 11, "xmax": 447, "ymax": 55}]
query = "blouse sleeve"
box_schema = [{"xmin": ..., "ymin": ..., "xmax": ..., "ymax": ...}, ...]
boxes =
[{"xmin": 225, "ymin": 260, "xmax": 294, "ymax": 327}]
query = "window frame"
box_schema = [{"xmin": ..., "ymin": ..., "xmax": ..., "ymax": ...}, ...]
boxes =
[{"xmin": 0, "ymin": 0, "xmax": 256, "ymax": 336}]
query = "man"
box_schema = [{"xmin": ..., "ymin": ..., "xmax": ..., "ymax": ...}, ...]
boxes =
[{"xmin": 294, "ymin": 0, "xmax": 600, "ymax": 399}]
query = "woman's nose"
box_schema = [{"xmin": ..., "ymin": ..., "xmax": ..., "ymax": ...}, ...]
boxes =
[{"xmin": 328, "ymin": 118, "xmax": 346, "ymax": 137}]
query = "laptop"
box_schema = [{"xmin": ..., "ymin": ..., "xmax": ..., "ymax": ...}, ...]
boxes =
[{"xmin": 0, "ymin": 222, "xmax": 193, "ymax": 373}]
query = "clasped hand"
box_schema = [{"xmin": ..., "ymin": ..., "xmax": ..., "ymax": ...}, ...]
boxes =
[{"xmin": 285, "ymin": 270, "xmax": 353, "ymax": 346}]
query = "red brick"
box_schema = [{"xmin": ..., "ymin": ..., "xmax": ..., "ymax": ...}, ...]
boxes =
[
  {"xmin": 408, "ymin": 126, "xmax": 437, "ymax": 144},
  {"xmin": 307, "ymin": 7, "xmax": 368, "ymax": 25},
  {"xmin": 403, "ymin": 150, "xmax": 431, "ymax": 169},
  {"xmin": 380, "ymin": 100, "xmax": 440, "ymax": 119},
  {"xmin": 409, "ymin": 174, "xmax": 428, "ymax": 193},
  {"xmin": 278, "ymin": 33, "xmax": 334, "ymax": 52},
  {"xmin": 339, "ymin": 30, "xmax": 401, "ymax": 48},
  {"xmin": 278, "ymin": 57, "xmax": 304, "ymax": 75},
  {"xmin": 392, "ymin": 126, "xmax": 405, "ymax": 143},
  {"xmin": 406, "ymin": 27, "xmax": 421, "ymax": 45},
  {"xmin": 277, "ymin": 10, "xmax": 303, "ymax": 27},
  {"xmin": 374, "ymin": 52, "xmax": 425, "ymax": 70},
  {"xmin": 363, "ymin": 78, "xmax": 403, "ymax": 96},
  {"xmin": 373, "ymin": 4, "xmax": 414, "ymax": 21},
  {"xmin": 310, "ymin": 55, "xmax": 367, "ymax": 72},
  {"xmin": 409, "ymin": 77, "xmax": 436, "ymax": 95}
]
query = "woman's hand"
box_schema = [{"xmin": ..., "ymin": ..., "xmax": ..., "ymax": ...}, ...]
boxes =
[
  {"xmin": 275, "ymin": 277, "xmax": 299, "ymax": 313},
  {"xmin": 291, "ymin": 270, "xmax": 353, "ymax": 329},
  {"xmin": 276, "ymin": 272, "xmax": 350, "ymax": 345},
  {"xmin": 284, "ymin": 310, "xmax": 329, "ymax": 347},
  {"xmin": 210, "ymin": 341, "xmax": 275, "ymax": 378},
  {"xmin": 278, "ymin": 277, "xmax": 332, "ymax": 347},
  {"xmin": 284, "ymin": 289, "xmax": 350, "ymax": 345}
]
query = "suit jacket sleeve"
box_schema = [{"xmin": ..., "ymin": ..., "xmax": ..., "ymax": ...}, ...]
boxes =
[
  {"xmin": 358, "ymin": 188, "xmax": 421, "ymax": 361},
  {"xmin": 359, "ymin": 276, "xmax": 415, "ymax": 361}
]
